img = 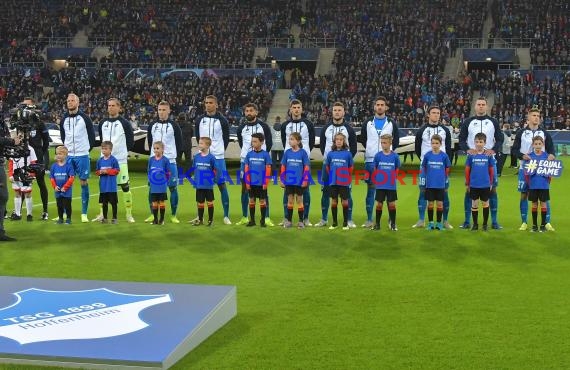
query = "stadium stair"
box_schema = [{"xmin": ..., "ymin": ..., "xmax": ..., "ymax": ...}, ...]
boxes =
[{"xmin": 266, "ymin": 89, "xmax": 292, "ymax": 124}]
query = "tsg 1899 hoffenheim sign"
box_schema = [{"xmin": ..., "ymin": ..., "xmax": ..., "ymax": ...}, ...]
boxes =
[
  {"xmin": 0, "ymin": 288, "xmax": 171, "ymax": 344},
  {"xmin": 0, "ymin": 277, "xmax": 237, "ymax": 370}
]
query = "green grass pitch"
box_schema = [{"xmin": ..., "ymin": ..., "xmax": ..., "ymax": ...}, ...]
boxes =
[{"xmin": 1, "ymin": 156, "xmax": 569, "ymax": 369}]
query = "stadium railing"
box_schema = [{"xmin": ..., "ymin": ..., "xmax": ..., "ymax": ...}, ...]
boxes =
[
  {"xmin": 253, "ymin": 38, "xmax": 292, "ymax": 48},
  {"xmin": 532, "ymin": 65, "xmax": 570, "ymax": 71},
  {"xmin": 300, "ymin": 38, "xmax": 337, "ymax": 48},
  {"xmin": 0, "ymin": 61, "xmax": 45, "ymax": 68},
  {"xmin": 87, "ymin": 37, "xmax": 121, "ymax": 47},
  {"xmin": 455, "ymin": 38, "xmax": 482, "ymax": 49},
  {"xmin": 99, "ymin": 62, "xmax": 256, "ymax": 69},
  {"xmin": 497, "ymin": 38, "xmax": 534, "ymax": 48},
  {"xmin": 498, "ymin": 63, "xmax": 521, "ymax": 70},
  {"xmin": 37, "ymin": 37, "xmax": 73, "ymax": 47}
]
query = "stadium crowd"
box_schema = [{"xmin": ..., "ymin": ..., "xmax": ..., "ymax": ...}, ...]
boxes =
[
  {"xmin": 494, "ymin": 0, "xmax": 570, "ymax": 65},
  {"xmin": 0, "ymin": 67, "xmax": 278, "ymax": 126},
  {"xmin": 88, "ymin": 0, "xmax": 295, "ymax": 68},
  {"xmin": 288, "ymin": 0, "xmax": 486, "ymax": 127}
]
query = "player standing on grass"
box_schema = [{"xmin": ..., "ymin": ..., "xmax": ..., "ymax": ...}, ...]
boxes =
[
  {"xmin": 93, "ymin": 98, "xmax": 135, "ymax": 223},
  {"xmin": 421, "ymin": 134, "xmax": 451, "ymax": 230},
  {"xmin": 359, "ymin": 96, "xmax": 400, "ymax": 228},
  {"xmin": 412, "ymin": 105, "xmax": 452, "ymax": 229},
  {"xmin": 190, "ymin": 137, "xmax": 216, "ymax": 227},
  {"xmin": 236, "ymin": 103, "xmax": 273, "ymax": 226},
  {"xmin": 458, "ymin": 97, "xmax": 503, "ymax": 230},
  {"xmin": 280, "ymin": 99, "xmax": 315, "ymax": 226},
  {"xmin": 60, "ymin": 93, "xmax": 96, "ymax": 223},
  {"xmin": 324, "ymin": 133, "xmax": 353, "ymax": 230},
  {"xmin": 280, "ymin": 132, "xmax": 310, "ymax": 228},
  {"xmin": 315, "ymin": 102, "xmax": 357, "ymax": 228},
  {"xmin": 244, "ymin": 133, "xmax": 272, "ymax": 227},
  {"xmin": 195, "ymin": 95, "xmax": 231, "ymax": 224},
  {"xmin": 465, "ymin": 133, "xmax": 495, "ymax": 231},
  {"xmin": 371, "ymin": 134, "xmax": 400, "ymax": 231},
  {"xmin": 145, "ymin": 101, "xmax": 182, "ymax": 224},
  {"xmin": 525, "ymin": 136, "xmax": 553, "ymax": 232},
  {"xmin": 511, "ymin": 106, "xmax": 555, "ymax": 231}
]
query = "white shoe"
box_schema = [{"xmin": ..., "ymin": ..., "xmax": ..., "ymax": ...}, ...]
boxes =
[
  {"xmin": 223, "ymin": 217, "xmax": 232, "ymax": 225},
  {"xmin": 443, "ymin": 221, "xmax": 453, "ymax": 230},
  {"xmin": 81, "ymin": 214, "xmax": 89, "ymax": 223},
  {"xmin": 126, "ymin": 215, "xmax": 135, "ymax": 223},
  {"xmin": 303, "ymin": 219, "xmax": 313, "ymax": 227},
  {"xmin": 188, "ymin": 216, "xmax": 199, "ymax": 223},
  {"xmin": 412, "ymin": 220, "xmax": 425, "ymax": 228},
  {"xmin": 92, "ymin": 214, "xmax": 104, "ymax": 222},
  {"xmin": 347, "ymin": 220, "xmax": 357, "ymax": 228},
  {"xmin": 314, "ymin": 219, "xmax": 327, "ymax": 227},
  {"xmin": 361, "ymin": 220, "xmax": 374, "ymax": 228}
]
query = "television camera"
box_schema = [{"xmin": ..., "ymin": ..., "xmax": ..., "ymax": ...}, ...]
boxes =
[{"xmin": 4, "ymin": 104, "xmax": 45, "ymax": 183}]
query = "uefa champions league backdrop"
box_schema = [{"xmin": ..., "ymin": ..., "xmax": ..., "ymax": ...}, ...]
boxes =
[{"xmin": 0, "ymin": 276, "xmax": 236, "ymax": 369}]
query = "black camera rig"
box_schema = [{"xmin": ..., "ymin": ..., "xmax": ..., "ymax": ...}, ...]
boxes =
[{"xmin": 4, "ymin": 104, "xmax": 45, "ymax": 183}]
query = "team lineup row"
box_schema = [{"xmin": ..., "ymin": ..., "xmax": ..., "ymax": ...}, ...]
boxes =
[{"xmin": 13, "ymin": 95, "xmax": 557, "ymax": 233}]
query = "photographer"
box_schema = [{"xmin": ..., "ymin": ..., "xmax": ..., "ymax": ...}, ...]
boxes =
[
  {"xmin": 0, "ymin": 124, "xmax": 21, "ymax": 241},
  {"xmin": 21, "ymin": 98, "xmax": 50, "ymax": 220}
]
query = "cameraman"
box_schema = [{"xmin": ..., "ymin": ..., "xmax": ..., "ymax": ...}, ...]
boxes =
[
  {"xmin": 22, "ymin": 97, "xmax": 50, "ymax": 220},
  {"xmin": 0, "ymin": 124, "xmax": 21, "ymax": 241}
]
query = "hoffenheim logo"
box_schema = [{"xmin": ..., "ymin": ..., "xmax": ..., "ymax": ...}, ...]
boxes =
[{"xmin": 0, "ymin": 288, "xmax": 171, "ymax": 344}]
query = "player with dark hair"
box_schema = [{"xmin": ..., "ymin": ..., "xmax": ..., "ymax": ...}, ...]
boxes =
[
  {"xmin": 421, "ymin": 134, "xmax": 451, "ymax": 230},
  {"xmin": 145, "ymin": 101, "xmax": 182, "ymax": 223},
  {"xmin": 465, "ymin": 133, "xmax": 495, "ymax": 231},
  {"xmin": 280, "ymin": 99, "xmax": 315, "ymax": 226},
  {"xmin": 315, "ymin": 102, "xmax": 357, "ymax": 228},
  {"xmin": 511, "ymin": 106, "xmax": 555, "ymax": 231},
  {"xmin": 371, "ymin": 134, "xmax": 400, "ymax": 231},
  {"xmin": 458, "ymin": 97, "xmax": 504, "ymax": 229},
  {"xmin": 412, "ymin": 105, "xmax": 452, "ymax": 229},
  {"xmin": 324, "ymin": 133, "xmax": 353, "ymax": 230},
  {"xmin": 195, "ymin": 95, "xmax": 231, "ymax": 224},
  {"xmin": 525, "ymin": 136, "xmax": 552, "ymax": 232},
  {"xmin": 244, "ymin": 132, "xmax": 272, "ymax": 227},
  {"xmin": 236, "ymin": 103, "xmax": 273, "ymax": 225},
  {"xmin": 280, "ymin": 132, "xmax": 310, "ymax": 228},
  {"xmin": 93, "ymin": 98, "xmax": 135, "ymax": 223},
  {"xmin": 359, "ymin": 96, "xmax": 400, "ymax": 228}
]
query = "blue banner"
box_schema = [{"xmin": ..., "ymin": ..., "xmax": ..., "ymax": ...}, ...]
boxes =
[{"xmin": 524, "ymin": 159, "xmax": 563, "ymax": 177}]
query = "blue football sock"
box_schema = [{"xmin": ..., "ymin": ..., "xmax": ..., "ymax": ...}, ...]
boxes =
[
  {"xmin": 303, "ymin": 187, "xmax": 311, "ymax": 220},
  {"xmin": 418, "ymin": 190, "xmax": 426, "ymax": 221},
  {"xmin": 81, "ymin": 184, "xmax": 89, "ymax": 214},
  {"xmin": 546, "ymin": 201, "xmax": 551, "ymax": 223},
  {"xmin": 443, "ymin": 191, "xmax": 450, "ymax": 222},
  {"xmin": 463, "ymin": 192, "xmax": 471, "ymax": 224},
  {"xmin": 520, "ymin": 199, "xmax": 528, "ymax": 223},
  {"xmin": 241, "ymin": 192, "xmax": 249, "ymax": 217},
  {"xmin": 365, "ymin": 187, "xmax": 375, "ymax": 222},
  {"xmin": 169, "ymin": 186, "xmax": 178, "ymax": 215},
  {"xmin": 490, "ymin": 191, "xmax": 498, "ymax": 224},
  {"xmin": 321, "ymin": 186, "xmax": 330, "ymax": 221},
  {"xmin": 220, "ymin": 186, "xmax": 230, "ymax": 217}
]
